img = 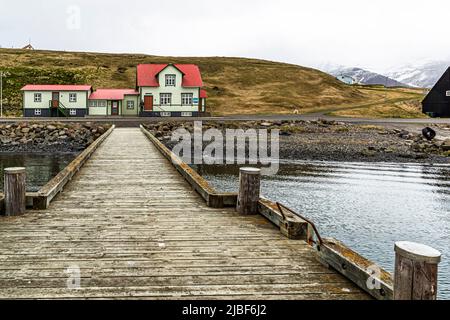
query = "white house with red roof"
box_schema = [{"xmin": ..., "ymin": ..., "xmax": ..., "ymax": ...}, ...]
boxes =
[
  {"xmin": 21, "ymin": 63, "xmax": 207, "ymax": 118},
  {"xmin": 21, "ymin": 85, "xmax": 93, "ymax": 117},
  {"xmin": 137, "ymin": 63, "xmax": 207, "ymax": 117}
]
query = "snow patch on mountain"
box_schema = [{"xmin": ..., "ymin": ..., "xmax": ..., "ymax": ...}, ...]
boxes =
[
  {"xmin": 385, "ymin": 61, "xmax": 450, "ymax": 88},
  {"xmin": 327, "ymin": 67, "xmax": 408, "ymax": 87}
]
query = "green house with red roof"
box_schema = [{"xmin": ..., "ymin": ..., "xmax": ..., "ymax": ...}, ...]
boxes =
[{"xmin": 21, "ymin": 63, "xmax": 208, "ymax": 118}]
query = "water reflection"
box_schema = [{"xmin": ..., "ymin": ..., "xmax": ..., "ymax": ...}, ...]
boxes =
[
  {"xmin": 0, "ymin": 153, "xmax": 77, "ymax": 192},
  {"xmin": 193, "ymin": 160, "xmax": 450, "ymax": 299}
]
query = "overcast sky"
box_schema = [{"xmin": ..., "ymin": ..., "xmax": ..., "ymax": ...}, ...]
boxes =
[{"xmin": 1, "ymin": 0, "xmax": 450, "ymax": 73}]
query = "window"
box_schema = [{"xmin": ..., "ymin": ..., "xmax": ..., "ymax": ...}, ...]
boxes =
[
  {"xmin": 446, "ymin": 90, "xmax": 450, "ymax": 97},
  {"xmin": 70, "ymin": 109, "xmax": 77, "ymax": 116},
  {"xmin": 69, "ymin": 93, "xmax": 77, "ymax": 103},
  {"xmin": 165, "ymin": 74, "xmax": 176, "ymax": 87},
  {"xmin": 34, "ymin": 109, "xmax": 42, "ymax": 116},
  {"xmin": 160, "ymin": 93, "xmax": 172, "ymax": 105},
  {"xmin": 181, "ymin": 93, "xmax": 193, "ymax": 105},
  {"xmin": 127, "ymin": 101, "xmax": 135, "ymax": 109},
  {"xmin": 34, "ymin": 93, "xmax": 42, "ymax": 103},
  {"xmin": 89, "ymin": 101, "xmax": 97, "ymax": 107},
  {"xmin": 98, "ymin": 101, "xmax": 106, "ymax": 107},
  {"xmin": 181, "ymin": 112, "xmax": 193, "ymax": 117},
  {"xmin": 160, "ymin": 112, "xmax": 172, "ymax": 117}
]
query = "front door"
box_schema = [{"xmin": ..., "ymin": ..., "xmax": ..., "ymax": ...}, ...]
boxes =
[
  {"xmin": 111, "ymin": 101, "xmax": 119, "ymax": 116},
  {"xmin": 51, "ymin": 92, "xmax": 59, "ymax": 109},
  {"xmin": 144, "ymin": 95, "xmax": 153, "ymax": 112}
]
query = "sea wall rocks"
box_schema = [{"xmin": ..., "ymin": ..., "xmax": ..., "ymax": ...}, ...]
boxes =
[
  {"xmin": 143, "ymin": 120, "xmax": 450, "ymax": 163},
  {"xmin": 0, "ymin": 122, "xmax": 111, "ymax": 153}
]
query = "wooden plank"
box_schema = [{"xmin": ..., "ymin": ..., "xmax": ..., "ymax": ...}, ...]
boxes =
[
  {"xmin": 33, "ymin": 125, "xmax": 115, "ymax": 209},
  {"xmin": 317, "ymin": 237, "xmax": 393, "ymax": 300},
  {"xmin": 0, "ymin": 128, "xmax": 370, "ymax": 300}
]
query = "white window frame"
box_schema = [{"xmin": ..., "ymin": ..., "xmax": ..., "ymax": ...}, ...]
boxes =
[
  {"xmin": 89, "ymin": 101, "xmax": 97, "ymax": 107},
  {"xmin": 69, "ymin": 93, "xmax": 77, "ymax": 103},
  {"xmin": 160, "ymin": 112, "xmax": 172, "ymax": 117},
  {"xmin": 165, "ymin": 74, "xmax": 176, "ymax": 87},
  {"xmin": 446, "ymin": 90, "xmax": 450, "ymax": 97},
  {"xmin": 160, "ymin": 93, "xmax": 172, "ymax": 106},
  {"xmin": 34, "ymin": 93, "xmax": 42, "ymax": 103},
  {"xmin": 98, "ymin": 100, "xmax": 106, "ymax": 107},
  {"xmin": 181, "ymin": 112, "xmax": 193, "ymax": 117},
  {"xmin": 181, "ymin": 93, "xmax": 193, "ymax": 106},
  {"xmin": 34, "ymin": 109, "xmax": 42, "ymax": 116},
  {"xmin": 69, "ymin": 109, "xmax": 77, "ymax": 116},
  {"xmin": 127, "ymin": 101, "xmax": 135, "ymax": 109}
]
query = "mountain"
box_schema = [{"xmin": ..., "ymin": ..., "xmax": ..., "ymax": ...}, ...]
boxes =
[
  {"xmin": 385, "ymin": 61, "xmax": 449, "ymax": 89},
  {"xmin": 328, "ymin": 67, "xmax": 408, "ymax": 87}
]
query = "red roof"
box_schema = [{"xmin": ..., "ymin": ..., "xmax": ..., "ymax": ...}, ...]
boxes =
[
  {"xmin": 21, "ymin": 85, "xmax": 92, "ymax": 91},
  {"xmin": 200, "ymin": 89, "xmax": 208, "ymax": 98},
  {"xmin": 137, "ymin": 64, "xmax": 203, "ymax": 87},
  {"xmin": 89, "ymin": 89, "xmax": 139, "ymax": 100}
]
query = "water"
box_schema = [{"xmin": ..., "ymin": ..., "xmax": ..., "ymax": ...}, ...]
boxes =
[
  {"xmin": 193, "ymin": 161, "xmax": 450, "ymax": 299},
  {"xmin": 0, "ymin": 153, "xmax": 77, "ymax": 192}
]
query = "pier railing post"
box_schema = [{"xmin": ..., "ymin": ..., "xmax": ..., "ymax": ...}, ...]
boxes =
[
  {"xmin": 394, "ymin": 241, "xmax": 441, "ymax": 300},
  {"xmin": 237, "ymin": 167, "xmax": 261, "ymax": 215},
  {"xmin": 4, "ymin": 167, "xmax": 27, "ymax": 216}
]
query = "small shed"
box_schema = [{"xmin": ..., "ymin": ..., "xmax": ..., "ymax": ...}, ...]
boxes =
[
  {"xmin": 422, "ymin": 67, "xmax": 450, "ymax": 117},
  {"xmin": 21, "ymin": 44, "xmax": 35, "ymax": 50}
]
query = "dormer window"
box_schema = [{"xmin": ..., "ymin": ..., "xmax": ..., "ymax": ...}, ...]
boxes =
[{"xmin": 165, "ymin": 74, "xmax": 176, "ymax": 87}]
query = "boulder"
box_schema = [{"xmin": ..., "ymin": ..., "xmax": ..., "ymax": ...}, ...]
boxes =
[
  {"xmin": 0, "ymin": 137, "xmax": 12, "ymax": 144},
  {"xmin": 47, "ymin": 125, "xmax": 57, "ymax": 131},
  {"xmin": 442, "ymin": 139, "xmax": 450, "ymax": 151}
]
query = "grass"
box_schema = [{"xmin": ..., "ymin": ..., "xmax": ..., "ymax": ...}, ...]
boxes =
[{"xmin": 0, "ymin": 48, "xmax": 426, "ymax": 118}]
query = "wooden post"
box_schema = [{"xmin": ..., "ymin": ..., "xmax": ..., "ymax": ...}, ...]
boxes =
[
  {"xmin": 237, "ymin": 167, "xmax": 261, "ymax": 215},
  {"xmin": 394, "ymin": 241, "xmax": 441, "ymax": 300},
  {"xmin": 4, "ymin": 167, "xmax": 26, "ymax": 216}
]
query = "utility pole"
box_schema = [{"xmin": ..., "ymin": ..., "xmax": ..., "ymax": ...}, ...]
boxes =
[
  {"xmin": 0, "ymin": 70, "xmax": 3, "ymax": 118},
  {"xmin": 0, "ymin": 70, "xmax": 6, "ymax": 117}
]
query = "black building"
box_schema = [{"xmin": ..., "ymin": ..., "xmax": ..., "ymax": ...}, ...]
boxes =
[{"xmin": 422, "ymin": 67, "xmax": 450, "ymax": 117}]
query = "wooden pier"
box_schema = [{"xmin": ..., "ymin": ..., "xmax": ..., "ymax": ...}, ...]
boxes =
[{"xmin": 0, "ymin": 128, "xmax": 375, "ymax": 299}]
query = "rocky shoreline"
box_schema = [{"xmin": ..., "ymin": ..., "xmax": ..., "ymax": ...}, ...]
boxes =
[
  {"xmin": 0, "ymin": 122, "xmax": 112, "ymax": 153},
  {"xmin": 143, "ymin": 120, "xmax": 450, "ymax": 164}
]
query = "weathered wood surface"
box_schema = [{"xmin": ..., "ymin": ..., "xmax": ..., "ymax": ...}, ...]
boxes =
[
  {"xmin": 237, "ymin": 168, "xmax": 261, "ymax": 215},
  {"xmin": 4, "ymin": 167, "xmax": 26, "ymax": 216},
  {"xmin": 317, "ymin": 238, "xmax": 394, "ymax": 300},
  {"xmin": 33, "ymin": 125, "xmax": 115, "ymax": 210},
  {"xmin": 140, "ymin": 126, "xmax": 237, "ymax": 208},
  {"xmin": 0, "ymin": 128, "xmax": 370, "ymax": 300},
  {"xmin": 394, "ymin": 241, "xmax": 441, "ymax": 300}
]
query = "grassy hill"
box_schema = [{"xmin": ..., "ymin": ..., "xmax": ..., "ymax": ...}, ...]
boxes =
[{"xmin": 0, "ymin": 48, "xmax": 425, "ymax": 117}]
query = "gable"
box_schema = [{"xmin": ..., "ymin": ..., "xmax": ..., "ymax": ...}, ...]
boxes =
[
  {"xmin": 156, "ymin": 65, "xmax": 184, "ymax": 87},
  {"xmin": 423, "ymin": 67, "xmax": 450, "ymax": 105},
  {"xmin": 137, "ymin": 64, "xmax": 203, "ymax": 88}
]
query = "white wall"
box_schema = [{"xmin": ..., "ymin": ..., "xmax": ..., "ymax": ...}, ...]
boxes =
[
  {"xmin": 88, "ymin": 100, "xmax": 108, "ymax": 116},
  {"xmin": 24, "ymin": 91, "xmax": 89, "ymax": 109}
]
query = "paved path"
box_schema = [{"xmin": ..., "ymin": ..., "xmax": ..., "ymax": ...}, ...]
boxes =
[
  {"xmin": 0, "ymin": 128, "xmax": 369, "ymax": 299},
  {"xmin": 1, "ymin": 115, "xmax": 450, "ymax": 127}
]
